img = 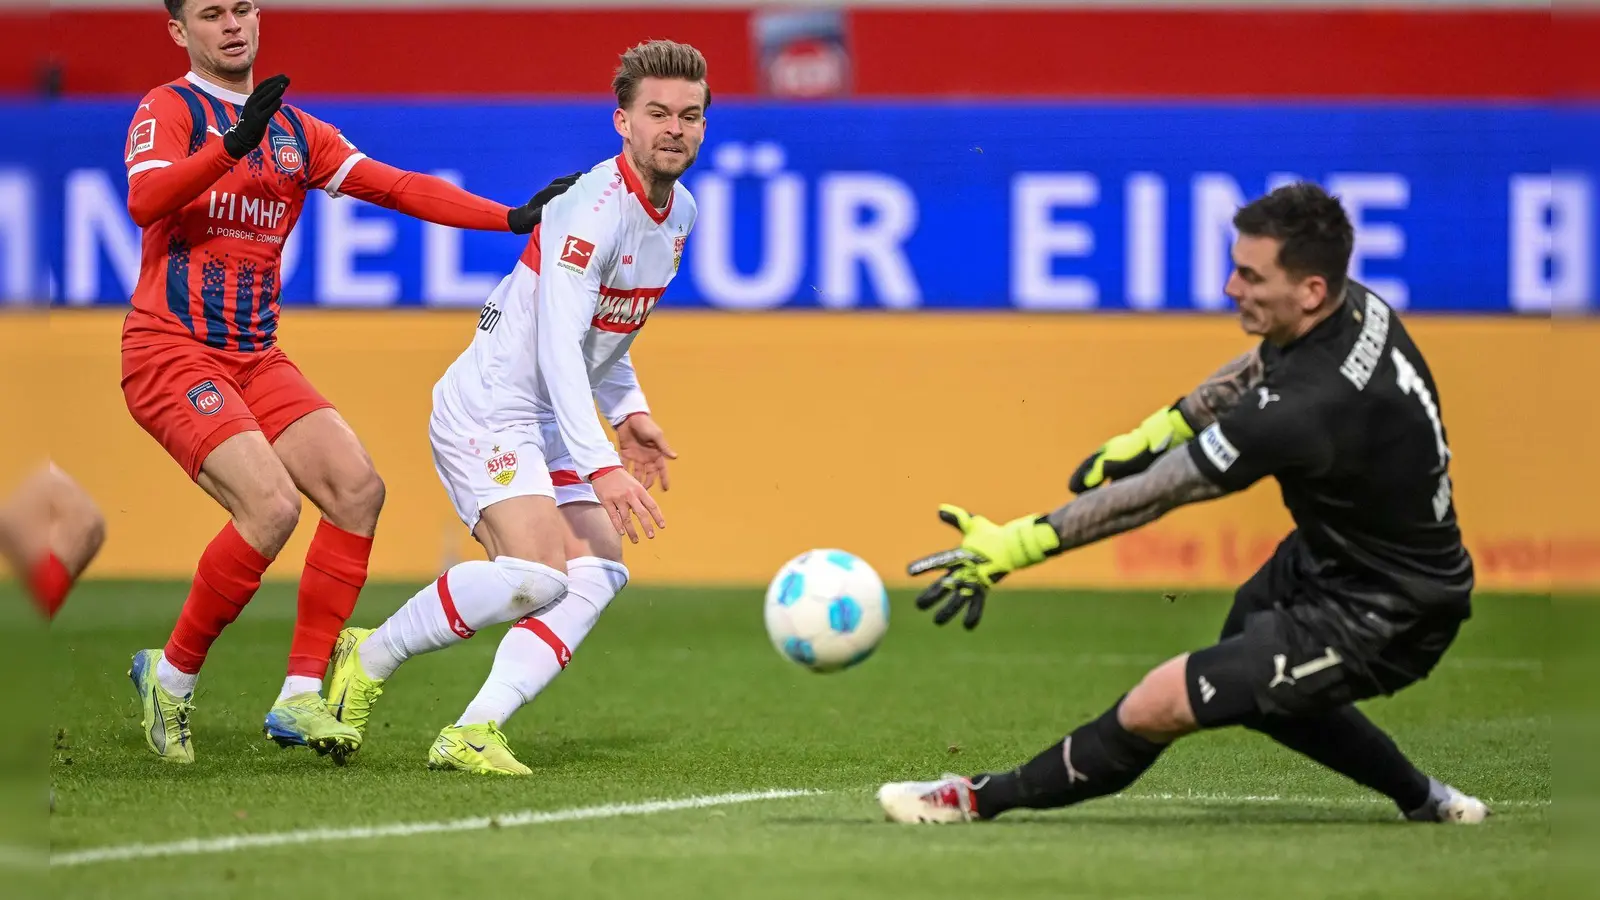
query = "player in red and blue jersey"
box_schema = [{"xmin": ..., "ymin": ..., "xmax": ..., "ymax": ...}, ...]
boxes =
[{"xmin": 121, "ymin": 0, "xmax": 578, "ymax": 765}]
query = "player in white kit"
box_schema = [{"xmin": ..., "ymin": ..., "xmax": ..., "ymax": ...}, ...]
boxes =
[{"xmin": 322, "ymin": 40, "xmax": 709, "ymax": 773}]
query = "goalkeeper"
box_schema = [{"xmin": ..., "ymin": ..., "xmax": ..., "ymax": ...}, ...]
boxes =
[{"xmin": 879, "ymin": 183, "xmax": 1488, "ymax": 826}]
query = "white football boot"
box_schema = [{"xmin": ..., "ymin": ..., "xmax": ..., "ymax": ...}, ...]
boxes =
[
  {"xmin": 1404, "ymin": 778, "xmax": 1491, "ymax": 824},
  {"xmin": 877, "ymin": 774, "xmax": 981, "ymax": 824}
]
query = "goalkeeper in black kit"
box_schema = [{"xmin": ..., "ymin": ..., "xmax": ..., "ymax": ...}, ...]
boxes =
[{"xmin": 879, "ymin": 183, "xmax": 1489, "ymax": 826}]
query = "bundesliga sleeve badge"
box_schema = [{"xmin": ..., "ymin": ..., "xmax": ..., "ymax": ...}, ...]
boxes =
[
  {"xmin": 126, "ymin": 119, "xmax": 156, "ymax": 162},
  {"xmin": 558, "ymin": 235, "xmax": 596, "ymax": 274}
]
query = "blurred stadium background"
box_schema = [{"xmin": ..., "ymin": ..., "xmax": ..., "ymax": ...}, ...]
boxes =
[
  {"xmin": 0, "ymin": 0, "xmax": 1588, "ymax": 595},
  {"xmin": 3, "ymin": 3, "xmax": 1584, "ymax": 894}
]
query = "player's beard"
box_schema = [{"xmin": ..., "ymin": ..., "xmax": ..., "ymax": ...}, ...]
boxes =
[
  {"xmin": 211, "ymin": 54, "xmax": 254, "ymax": 78},
  {"xmin": 641, "ymin": 143, "xmax": 695, "ymax": 183},
  {"xmin": 206, "ymin": 42, "xmax": 257, "ymax": 79}
]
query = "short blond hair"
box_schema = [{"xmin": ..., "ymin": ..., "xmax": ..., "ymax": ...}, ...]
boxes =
[{"xmin": 612, "ymin": 40, "xmax": 710, "ymax": 111}]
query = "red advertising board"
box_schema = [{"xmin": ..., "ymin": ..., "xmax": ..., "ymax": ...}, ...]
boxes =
[{"xmin": 14, "ymin": 5, "xmax": 1559, "ymax": 98}]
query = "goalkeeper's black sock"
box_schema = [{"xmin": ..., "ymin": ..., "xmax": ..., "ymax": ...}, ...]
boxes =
[
  {"xmin": 972, "ymin": 700, "xmax": 1168, "ymax": 819},
  {"xmin": 1248, "ymin": 706, "xmax": 1431, "ymax": 813}
]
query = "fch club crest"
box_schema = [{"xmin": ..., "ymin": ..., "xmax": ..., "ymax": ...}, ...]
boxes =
[
  {"xmin": 271, "ymin": 135, "xmax": 304, "ymax": 174},
  {"xmin": 186, "ymin": 380, "xmax": 225, "ymax": 417}
]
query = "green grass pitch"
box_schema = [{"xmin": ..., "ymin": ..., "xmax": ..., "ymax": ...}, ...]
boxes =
[{"xmin": 36, "ymin": 582, "xmax": 1547, "ymax": 898}]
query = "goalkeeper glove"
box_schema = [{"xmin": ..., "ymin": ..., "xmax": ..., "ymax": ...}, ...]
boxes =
[
  {"xmin": 222, "ymin": 74, "xmax": 289, "ymax": 160},
  {"xmin": 507, "ymin": 171, "xmax": 584, "ymax": 234},
  {"xmin": 1067, "ymin": 400, "xmax": 1196, "ymax": 494},
  {"xmin": 906, "ymin": 504, "xmax": 1061, "ymax": 629}
]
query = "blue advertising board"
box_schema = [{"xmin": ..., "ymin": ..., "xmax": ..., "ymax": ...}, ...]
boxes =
[{"xmin": 2, "ymin": 100, "xmax": 1583, "ymax": 313}]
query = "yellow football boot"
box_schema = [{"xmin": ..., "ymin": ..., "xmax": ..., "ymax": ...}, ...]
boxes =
[
  {"xmin": 427, "ymin": 723, "xmax": 532, "ymax": 775},
  {"xmin": 262, "ymin": 692, "xmax": 360, "ymax": 760},
  {"xmin": 325, "ymin": 627, "xmax": 385, "ymax": 762},
  {"xmin": 127, "ymin": 649, "xmax": 195, "ymax": 764}
]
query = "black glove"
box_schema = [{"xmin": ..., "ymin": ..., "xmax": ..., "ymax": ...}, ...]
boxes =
[
  {"xmin": 222, "ymin": 74, "xmax": 289, "ymax": 160},
  {"xmin": 507, "ymin": 171, "xmax": 584, "ymax": 234}
]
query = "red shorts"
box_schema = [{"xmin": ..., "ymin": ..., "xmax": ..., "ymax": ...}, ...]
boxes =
[{"xmin": 121, "ymin": 337, "xmax": 334, "ymax": 481}]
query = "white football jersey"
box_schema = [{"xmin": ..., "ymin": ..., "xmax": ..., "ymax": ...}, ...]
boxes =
[{"xmin": 434, "ymin": 155, "xmax": 697, "ymax": 478}]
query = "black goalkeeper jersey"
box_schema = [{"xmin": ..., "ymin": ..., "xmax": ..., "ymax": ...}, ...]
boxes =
[{"xmin": 1187, "ymin": 282, "xmax": 1474, "ymax": 615}]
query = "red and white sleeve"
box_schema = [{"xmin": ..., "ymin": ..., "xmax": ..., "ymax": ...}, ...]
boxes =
[
  {"xmin": 535, "ymin": 197, "xmax": 624, "ymax": 480},
  {"xmin": 124, "ymin": 88, "xmax": 235, "ymax": 227}
]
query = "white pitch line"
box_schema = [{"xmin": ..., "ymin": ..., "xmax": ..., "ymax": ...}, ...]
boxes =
[
  {"xmin": 50, "ymin": 785, "xmax": 1552, "ymax": 867},
  {"xmin": 51, "ymin": 788, "xmax": 819, "ymax": 868}
]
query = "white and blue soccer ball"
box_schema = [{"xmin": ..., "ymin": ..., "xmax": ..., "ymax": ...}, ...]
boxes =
[{"xmin": 764, "ymin": 549, "xmax": 889, "ymax": 673}]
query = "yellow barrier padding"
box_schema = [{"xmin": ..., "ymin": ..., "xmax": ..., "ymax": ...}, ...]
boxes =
[{"xmin": 9, "ymin": 309, "xmax": 1583, "ymax": 591}]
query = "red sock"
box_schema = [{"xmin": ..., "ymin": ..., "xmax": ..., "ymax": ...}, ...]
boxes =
[
  {"xmin": 163, "ymin": 522, "xmax": 273, "ymax": 674},
  {"xmin": 27, "ymin": 553, "xmax": 73, "ymax": 621},
  {"xmin": 287, "ymin": 519, "xmax": 373, "ymax": 679}
]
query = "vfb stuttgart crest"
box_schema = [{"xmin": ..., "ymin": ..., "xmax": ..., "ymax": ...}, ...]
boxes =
[
  {"xmin": 673, "ymin": 234, "xmax": 687, "ymax": 272},
  {"xmin": 271, "ymin": 135, "xmax": 303, "ymax": 174},
  {"xmin": 485, "ymin": 446, "xmax": 519, "ymax": 486},
  {"xmin": 186, "ymin": 380, "xmax": 225, "ymax": 417}
]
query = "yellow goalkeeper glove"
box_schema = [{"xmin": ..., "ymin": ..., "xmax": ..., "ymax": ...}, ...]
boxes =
[
  {"xmin": 1068, "ymin": 401, "xmax": 1196, "ymax": 494},
  {"xmin": 906, "ymin": 504, "xmax": 1061, "ymax": 629}
]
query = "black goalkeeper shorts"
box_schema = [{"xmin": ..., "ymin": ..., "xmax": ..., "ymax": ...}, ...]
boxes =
[{"xmin": 1185, "ymin": 536, "xmax": 1467, "ymax": 727}]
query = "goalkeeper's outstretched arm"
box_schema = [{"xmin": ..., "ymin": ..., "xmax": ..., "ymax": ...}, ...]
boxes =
[
  {"xmin": 908, "ymin": 449, "xmax": 1230, "ymax": 629},
  {"xmin": 911, "ymin": 346, "xmax": 1283, "ymax": 629},
  {"xmin": 1176, "ymin": 347, "xmax": 1265, "ymax": 430},
  {"xmin": 1046, "ymin": 448, "xmax": 1225, "ymax": 554},
  {"xmin": 1069, "ymin": 346, "xmax": 1264, "ymax": 493}
]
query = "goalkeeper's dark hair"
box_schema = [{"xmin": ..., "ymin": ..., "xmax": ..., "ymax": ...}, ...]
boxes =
[
  {"xmin": 613, "ymin": 40, "xmax": 711, "ymax": 111},
  {"xmin": 164, "ymin": 0, "xmax": 185, "ymax": 18},
  {"xmin": 1233, "ymin": 182, "xmax": 1354, "ymax": 300}
]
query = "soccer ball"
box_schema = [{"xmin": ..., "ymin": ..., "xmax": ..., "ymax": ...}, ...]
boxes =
[{"xmin": 764, "ymin": 549, "xmax": 889, "ymax": 673}]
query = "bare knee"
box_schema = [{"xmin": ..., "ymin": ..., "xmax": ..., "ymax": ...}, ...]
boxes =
[
  {"xmin": 56, "ymin": 470, "xmax": 102, "ymax": 528},
  {"xmin": 333, "ymin": 467, "xmax": 385, "ymax": 533},
  {"xmin": 237, "ymin": 478, "xmax": 302, "ymax": 557},
  {"xmin": 306, "ymin": 461, "xmax": 385, "ymax": 537},
  {"xmin": 58, "ymin": 499, "xmax": 106, "ymax": 577},
  {"xmin": 197, "ymin": 433, "xmax": 303, "ymax": 555},
  {"xmin": 9, "ymin": 465, "xmax": 105, "ymax": 576},
  {"xmin": 561, "ymin": 502, "xmax": 623, "ymax": 563},
  {"xmin": 1118, "ymin": 654, "xmax": 1199, "ymax": 742},
  {"xmin": 474, "ymin": 497, "xmax": 567, "ymax": 573},
  {"xmin": 523, "ymin": 550, "xmax": 567, "ymax": 575},
  {"xmin": 564, "ymin": 525, "xmax": 622, "ymax": 563},
  {"xmin": 479, "ymin": 528, "xmax": 566, "ymax": 574},
  {"xmin": 272, "ymin": 410, "xmax": 386, "ymax": 535}
]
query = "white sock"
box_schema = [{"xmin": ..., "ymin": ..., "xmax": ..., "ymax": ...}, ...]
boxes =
[
  {"xmin": 156, "ymin": 654, "xmax": 197, "ymax": 697},
  {"xmin": 358, "ymin": 557, "xmax": 568, "ymax": 681},
  {"xmin": 457, "ymin": 557, "xmax": 628, "ymax": 727},
  {"xmin": 277, "ymin": 676, "xmax": 322, "ymax": 702}
]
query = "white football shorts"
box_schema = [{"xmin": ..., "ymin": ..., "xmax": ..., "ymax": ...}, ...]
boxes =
[{"xmin": 429, "ymin": 409, "xmax": 599, "ymax": 532}]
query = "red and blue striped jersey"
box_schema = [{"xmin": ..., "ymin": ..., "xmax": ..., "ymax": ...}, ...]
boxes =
[{"xmin": 122, "ymin": 71, "xmax": 364, "ymax": 351}]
